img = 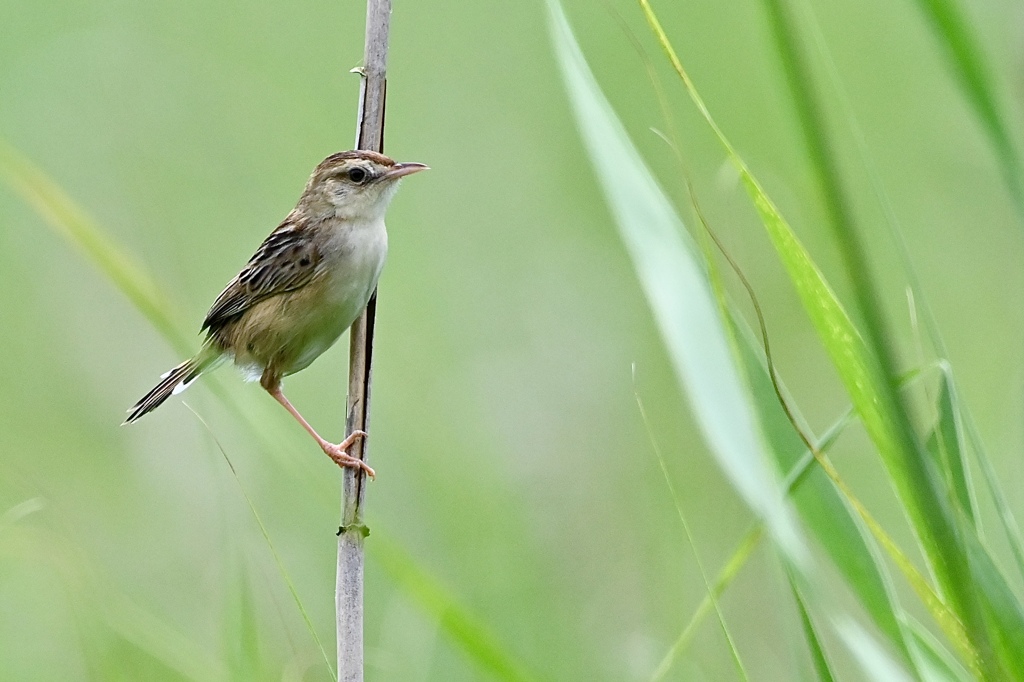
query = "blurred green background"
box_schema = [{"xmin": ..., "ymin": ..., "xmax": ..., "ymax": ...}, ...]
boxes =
[{"xmin": 1, "ymin": 0, "xmax": 1022, "ymax": 679}]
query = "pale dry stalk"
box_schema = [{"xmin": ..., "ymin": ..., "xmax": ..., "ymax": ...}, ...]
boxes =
[{"xmin": 337, "ymin": 0, "xmax": 390, "ymax": 680}]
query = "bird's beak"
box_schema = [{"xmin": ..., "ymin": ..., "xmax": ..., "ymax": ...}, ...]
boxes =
[{"xmin": 384, "ymin": 162, "xmax": 430, "ymax": 179}]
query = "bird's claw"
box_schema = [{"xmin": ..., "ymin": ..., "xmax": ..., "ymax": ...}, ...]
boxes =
[{"xmin": 324, "ymin": 431, "xmax": 375, "ymax": 479}]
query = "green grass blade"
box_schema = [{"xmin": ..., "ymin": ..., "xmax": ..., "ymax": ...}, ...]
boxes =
[
  {"xmin": 795, "ymin": 0, "xmax": 1024, "ymax": 647},
  {"xmin": 906, "ymin": 617, "xmax": 974, "ymax": 682},
  {"xmin": 0, "ymin": 137, "xmax": 309, "ymax": 476},
  {"xmin": 99, "ymin": 591, "xmax": 232, "ymax": 681},
  {"xmin": 648, "ymin": 524, "xmax": 762, "ymax": 682},
  {"xmin": 925, "ymin": 369, "xmax": 976, "ymax": 526},
  {"xmin": 634, "ymin": 380, "xmax": 750, "ymax": 681},
  {"xmin": 3, "ymin": 525, "xmax": 230, "ymax": 681},
  {"xmin": 549, "ymin": 0, "xmax": 803, "ymax": 564},
  {"xmin": 712, "ymin": 237, "xmax": 954, "ymax": 673},
  {"xmin": 759, "ymin": 0, "xmax": 857, "ymax": 288},
  {"xmin": 636, "ymin": 2, "xmax": 1022, "ymax": 675},
  {"xmin": 663, "ymin": 387, "xmax": 966, "ymax": 679},
  {"xmin": 962, "ymin": 532, "xmax": 1024, "ymax": 679},
  {"xmin": 77, "ymin": 623, "xmax": 197, "ymax": 681},
  {"xmin": 790, "ymin": 575, "xmax": 837, "ymax": 682},
  {"xmin": 223, "ymin": 563, "xmax": 265, "ymax": 682},
  {"xmin": 760, "ymin": 0, "xmax": 976, "ymax": 547},
  {"xmin": 369, "ymin": 534, "xmax": 541, "ymax": 682},
  {"xmin": 0, "ymin": 138, "xmax": 192, "ymax": 357},
  {"xmin": 934, "ymin": 363, "xmax": 1024, "ymax": 581},
  {"xmin": 833, "ymin": 617, "xmax": 913, "ymax": 682},
  {"xmin": 791, "ymin": 0, "xmax": 1024, "ymax": 587},
  {"xmin": 682, "ymin": 37, "xmax": 960, "ymax": 671},
  {"xmin": 735, "ymin": 340, "xmax": 968, "ymax": 678},
  {"xmin": 734, "ymin": 317, "xmax": 913, "ymax": 656},
  {"xmin": 188, "ymin": 406, "xmax": 336, "ymax": 681},
  {"xmin": 549, "ymin": 4, "xmax": 911, "ymax": 678},
  {"xmin": 650, "ymin": 404, "xmax": 853, "ymax": 680},
  {"xmin": 908, "ymin": 0, "xmax": 1022, "ymax": 205},
  {"xmin": 962, "ymin": 405, "xmax": 1024, "ymax": 581},
  {"xmin": 745, "ymin": 0, "xmax": 980, "ymax": 662}
]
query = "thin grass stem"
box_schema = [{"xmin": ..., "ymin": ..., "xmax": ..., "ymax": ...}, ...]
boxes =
[
  {"xmin": 185, "ymin": 404, "xmax": 336, "ymax": 681},
  {"xmin": 633, "ymin": 369, "xmax": 750, "ymax": 682}
]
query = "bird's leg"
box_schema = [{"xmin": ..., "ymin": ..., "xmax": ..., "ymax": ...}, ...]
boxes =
[{"xmin": 265, "ymin": 383, "xmax": 375, "ymax": 479}]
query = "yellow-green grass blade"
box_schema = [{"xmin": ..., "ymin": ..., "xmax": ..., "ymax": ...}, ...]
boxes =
[
  {"xmin": 746, "ymin": 0, "xmax": 981, "ymax": 661},
  {"xmin": 790, "ymin": 0, "xmax": 1024, "ymax": 618},
  {"xmin": 704, "ymin": 233, "xmax": 955, "ymax": 677},
  {"xmin": 99, "ymin": 590, "xmax": 232, "ymax": 682},
  {"xmin": 962, "ymin": 406, "xmax": 1024, "ymax": 582},
  {"xmin": 741, "ymin": 321, "xmax": 970, "ymax": 674},
  {"xmin": 734, "ymin": 316, "xmax": 916, "ymax": 665},
  {"xmin": 0, "ymin": 138, "xmax": 339, "ymax": 672},
  {"xmin": 646, "ymin": 234, "xmax": 946, "ymax": 677},
  {"xmin": 637, "ymin": 2, "xmax": 1024, "ymax": 676},
  {"xmin": 760, "ymin": 0, "xmax": 978, "ymax": 536},
  {"xmin": 650, "ymin": 406, "xmax": 852, "ymax": 681},
  {"xmin": 791, "ymin": 0, "xmax": 1024, "ymax": 587},
  {"xmin": 548, "ymin": 3, "xmax": 910, "ymax": 678},
  {"xmin": 653, "ymin": 362, "xmax": 974, "ymax": 680},
  {"xmin": 758, "ymin": 0, "xmax": 857, "ymax": 299},
  {"xmin": 0, "ymin": 136, "xmax": 296, "ymax": 469},
  {"xmin": 792, "ymin": 0, "xmax": 1024, "ymax": 613}
]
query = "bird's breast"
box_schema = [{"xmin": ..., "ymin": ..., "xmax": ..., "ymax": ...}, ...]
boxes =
[
  {"xmin": 279, "ymin": 218, "xmax": 387, "ymax": 373},
  {"xmin": 224, "ymin": 217, "xmax": 389, "ymax": 380},
  {"xmin": 320, "ymin": 217, "xmax": 388, "ymax": 311}
]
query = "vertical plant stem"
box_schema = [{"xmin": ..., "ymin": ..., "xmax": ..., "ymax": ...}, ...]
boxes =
[{"xmin": 337, "ymin": 1, "xmax": 390, "ymax": 680}]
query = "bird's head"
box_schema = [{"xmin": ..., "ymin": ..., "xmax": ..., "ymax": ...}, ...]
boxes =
[{"xmin": 300, "ymin": 150, "xmax": 429, "ymax": 221}]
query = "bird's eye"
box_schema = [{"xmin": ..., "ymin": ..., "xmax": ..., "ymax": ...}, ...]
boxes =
[{"xmin": 348, "ymin": 168, "xmax": 368, "ymax": 184}]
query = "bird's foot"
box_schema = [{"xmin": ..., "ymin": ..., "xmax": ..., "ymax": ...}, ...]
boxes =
[{"xmin": 323, "ymin": 430, "xmax": 375, "ymax": 479}]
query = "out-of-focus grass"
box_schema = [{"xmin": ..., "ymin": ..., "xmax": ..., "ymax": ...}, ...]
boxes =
[
  {"xmin": 791, "ymin": 574, "xmax": 836, "ymax": 682},
  {"xmin": 583, "ymin": 0, "xmax": 1024, "ymax": 677},
  {"xmin": 908, "ymin": 0, "xmax": 1023, "ymax": 207},
  {"xmin": 2, "ymin": 0, "xmax": 1023, "ymax": 679},
  {"xmin": 551, "ymin": 2, "xmax": 918, "ymax": 676},
  {"xmin": 0, "ymin": 138, "xmax": 190, "ymax": 356},
  {"xmin": 558, "ymin": 0, "xmax": 1024, "ymax": 676}
]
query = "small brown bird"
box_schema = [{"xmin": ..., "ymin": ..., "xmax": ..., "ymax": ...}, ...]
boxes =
[{"xmin": 125, "ymin": 150, "xmax": 428, "ymax": 478}]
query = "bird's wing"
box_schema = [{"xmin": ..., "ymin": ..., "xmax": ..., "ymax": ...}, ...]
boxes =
[{"xmin": 202, "ymin": 221, "xmax": 322, "ymax": 331}]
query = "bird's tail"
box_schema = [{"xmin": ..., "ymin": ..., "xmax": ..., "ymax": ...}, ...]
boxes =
[{"xmin": 124, "ymin": 350, "xmax": 219, "ymax": 424}]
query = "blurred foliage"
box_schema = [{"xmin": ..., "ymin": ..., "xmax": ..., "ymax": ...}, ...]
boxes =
[{"xmin": 1, "ymin": 0, "xmax": 1023, "ymax": 679}]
